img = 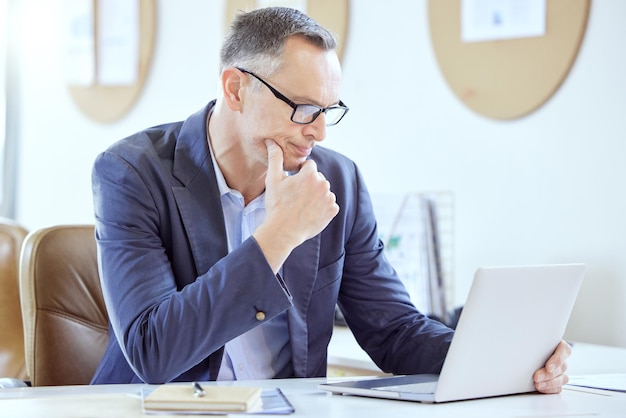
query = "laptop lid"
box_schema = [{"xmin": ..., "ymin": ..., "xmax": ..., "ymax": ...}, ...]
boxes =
[{"xmin": 319, "ymin": 263, "xmax": 586, "ymax": 403}]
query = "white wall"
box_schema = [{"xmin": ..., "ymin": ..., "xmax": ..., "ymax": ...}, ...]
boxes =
[{"xmin": 12, "ymin": 0, "xmax": 626, "ymax": 347}]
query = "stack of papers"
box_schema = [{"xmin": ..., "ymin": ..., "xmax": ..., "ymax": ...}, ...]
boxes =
[
  {"xmin": 567, "ymin": 373, "xmax": 626, "ymax": 393},
  {"xmin": 142, "ymin": 384, "xmax": 294, "ymax": 415}
]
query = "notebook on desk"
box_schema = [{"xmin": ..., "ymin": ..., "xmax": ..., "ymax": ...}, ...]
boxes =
[{"xmin": 319, "ymin": 263, "xmax": 586, "ymax": 403}]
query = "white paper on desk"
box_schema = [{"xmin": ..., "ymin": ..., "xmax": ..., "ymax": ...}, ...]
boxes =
[
  {"xmin": 141, "ymin": 388, "xmax": 294, "ymax": 415},
  {"xmin": 568, "ymin": 373, "xmax": 626, "ymax": 393}
]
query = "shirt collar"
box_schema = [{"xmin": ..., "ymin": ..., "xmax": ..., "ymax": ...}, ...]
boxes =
[
  {"xmin": 207, "ymin": 131, "xmax": 265, "ymax": 208},
  {"xmin": 206, "ymin": 115, "xmax": 264, "ymax": 206},
  {"xmin": 207, "ymin": 138, "xmax": 232, "ymax": 198}
]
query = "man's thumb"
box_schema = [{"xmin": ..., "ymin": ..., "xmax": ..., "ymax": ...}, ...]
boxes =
[{"xmin": 265, "ymin": 139, "xmax": 284, "ymax": 183}]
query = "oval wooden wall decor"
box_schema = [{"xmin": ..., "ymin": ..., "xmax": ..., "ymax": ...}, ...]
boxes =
[
  {"xmin": 224, "ymin": 0, "xmax": 349, "ymax": 62},
  {"xmin": 428, "ymin": 0, "xmax": 590, "ymax": 120},
  {"xmin": 67, "ymin": 0, "xmax": 156, "ymax": 123}
]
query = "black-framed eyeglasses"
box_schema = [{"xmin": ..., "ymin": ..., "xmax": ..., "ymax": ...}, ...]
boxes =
[{"xmin": 236, "ymin": 67, "xmax": 349, "ymax": 126}]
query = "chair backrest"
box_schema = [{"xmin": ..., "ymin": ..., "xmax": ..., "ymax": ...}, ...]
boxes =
[
  {"xmin": 0, "ymin": 218, "xmax": 28, "ymax": 379},
  {"xmin": 19, "ymin": 225, "xmax": 108, "ymax": 386}
]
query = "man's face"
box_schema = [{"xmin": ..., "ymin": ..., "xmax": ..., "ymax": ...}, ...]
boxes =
[{"xmin": 240, "ymin": 37, "xmax": 343, "ymax": 173}]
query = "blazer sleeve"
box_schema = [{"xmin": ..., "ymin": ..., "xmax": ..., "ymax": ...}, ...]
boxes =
[
  {"xmin": 331, "ymin": 159, "xmax": 454, "ymax": 375},
  {"xmin": 92, "ymin": 147, "xmax": 292, "ymax": 384}
]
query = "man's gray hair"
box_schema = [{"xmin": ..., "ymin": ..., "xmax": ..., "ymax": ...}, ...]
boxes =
[{"xmin": 220, "ymin": 7, "xmax": 337, "ymax": 76}]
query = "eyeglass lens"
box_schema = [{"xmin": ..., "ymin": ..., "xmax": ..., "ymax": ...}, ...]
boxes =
[{"xmin": 293, "ymin": 104, "xmax": 346, "ymax": 126}]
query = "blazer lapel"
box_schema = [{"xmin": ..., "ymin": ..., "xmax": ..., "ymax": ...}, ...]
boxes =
[
  {"xmin": 171, "ymin": 102, "xmax": 228, "ymax": 276},
  {"xmin": 169, "ymin": 102, "xmax": 323, "ymax": 377}
]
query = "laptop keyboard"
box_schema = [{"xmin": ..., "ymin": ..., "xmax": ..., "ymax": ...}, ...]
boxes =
[{"xmin": 373, "ymin": 380, "xmax": 438, "ymax": 395}]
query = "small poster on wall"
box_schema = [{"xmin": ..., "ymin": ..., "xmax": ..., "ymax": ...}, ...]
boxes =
[{"xmin": 461, "ymin": 0, "xmax": 546, "ymax": 43}]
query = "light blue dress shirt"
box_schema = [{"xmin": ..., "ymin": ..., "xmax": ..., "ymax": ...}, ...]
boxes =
[{"xmin": 208, "ymin": 143, "xmax": 293, "ymax": 381}]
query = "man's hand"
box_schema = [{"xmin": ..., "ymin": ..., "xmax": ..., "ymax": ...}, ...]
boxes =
[
  {"xmin": 533, "ymin": 340, "xmax": 572, "ymax": 394},
  {"xmin": 253, "ymin": 140, "xmax": 339, "ymax": 273}
]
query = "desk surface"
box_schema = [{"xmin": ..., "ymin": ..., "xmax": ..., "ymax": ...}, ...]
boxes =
[
  {"xmin": 1, "ymin": 338, "xmax": 625, "ymax": 417},
  {"xmin": 1, "ymin": 375, "xmax": 625, "ymax": 417}
]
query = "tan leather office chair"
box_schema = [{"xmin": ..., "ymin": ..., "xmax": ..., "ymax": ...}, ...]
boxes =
[
  {"xmin": 19, "ymin": 225, "xmax": 108, "ymax": 386},
  {"xmin": 0, "ymin": 218, "xmax": 28, "ymax": 380}
]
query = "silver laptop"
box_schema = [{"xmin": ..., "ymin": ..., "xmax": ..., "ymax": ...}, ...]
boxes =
[{"xmin": 319, "ymin": 263, "xmax": 585, "ymax": 403}]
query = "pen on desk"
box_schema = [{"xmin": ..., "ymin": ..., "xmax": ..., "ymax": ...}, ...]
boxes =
[{"xmin": 193, "ymin": 381, "xmax": 205, "ymax": 397}]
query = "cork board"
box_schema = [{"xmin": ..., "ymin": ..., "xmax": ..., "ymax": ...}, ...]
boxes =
[
  {"xmin": 224, "ymin": 0, "xmax": 349, "ymax": 61},
  {"xmin": 67, "ymin": 0, "xmax": 156, "ymax": 123},
  {"xmin": 428, "ymin": 0, "xmax": 590, "ymax": 120}
]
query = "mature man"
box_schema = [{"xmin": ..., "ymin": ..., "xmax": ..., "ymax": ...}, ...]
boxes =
[{"xmin": 91, "ymin": 7, "xmax": 570, "ymax": 392}]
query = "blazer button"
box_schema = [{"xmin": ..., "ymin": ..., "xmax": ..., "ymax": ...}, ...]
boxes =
[{"xmin": 255, "ymin": 311, "xmax": 266, "ymax": 321}]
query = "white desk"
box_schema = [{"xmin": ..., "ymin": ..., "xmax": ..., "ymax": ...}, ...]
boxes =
[
  {"xmin": 0, "ymin": 375, "xmax": 625, "ymax": 417},
  {"xmin": 1, "ymin": 336, "xmax": 625, "ymax": 417},
  {"xmin": 327, "ymin": 326, "xmax": 384, "ymax": 376}
]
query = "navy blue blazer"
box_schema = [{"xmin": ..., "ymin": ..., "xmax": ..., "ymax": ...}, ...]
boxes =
[{"xmin": 90, "ymin": 101, "xmax": 454, "ymax": 384}]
